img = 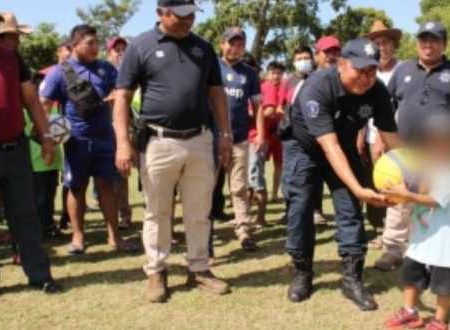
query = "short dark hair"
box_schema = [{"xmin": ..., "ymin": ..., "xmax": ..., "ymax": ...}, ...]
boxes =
[
  {"xmin": 70, "ymin": 24, "xmax": 97, "ymax": 45},
  {"xmin": 267, "ymin": 61, "xmax": 285, "ymax": 72},
  {"xmin": 293, "ymin": 46, "xmax": 313, "ymax": 59}
]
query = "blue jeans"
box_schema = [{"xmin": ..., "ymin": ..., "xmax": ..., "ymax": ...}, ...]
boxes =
[{"xmin": 282, "ymin": 139, "xmax": 367, "ymax": 265}]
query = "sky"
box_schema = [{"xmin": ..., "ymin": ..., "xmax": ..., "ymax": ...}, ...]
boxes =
[{"xmin": 3, "ymin": 0, "xmax": 422, "ymax": 38}]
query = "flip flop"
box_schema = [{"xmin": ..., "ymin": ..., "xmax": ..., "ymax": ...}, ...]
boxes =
[{"xmin": 67, "ymin": 243, "xmax": 85, "ymax": 255}]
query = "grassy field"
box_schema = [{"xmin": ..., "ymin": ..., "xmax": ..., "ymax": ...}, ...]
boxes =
[{"xmin": 0, "ymin": 169, "xmax": 438, "ymax": 330}]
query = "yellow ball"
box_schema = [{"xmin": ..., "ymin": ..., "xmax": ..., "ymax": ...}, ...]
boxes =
[{"xmin": 373, "ymin": 149, "xmax": 419, "ymax": 204}]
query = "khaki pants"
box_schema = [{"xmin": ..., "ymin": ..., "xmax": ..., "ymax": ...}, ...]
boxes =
[
  {"xmin": 382, "ymin": 203, "xmax": 413, "ymax": 258},
  {"xmin": 140, "ymin": 131, "xmax": 214, "ymax": 275},
  {"xmin": 229, "ymin": 142, "xmax": 251, "ymax": 239}
]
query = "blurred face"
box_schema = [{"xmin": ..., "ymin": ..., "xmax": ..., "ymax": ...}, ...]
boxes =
[
  {"xmin": 220, "ymin": 37, "xmax": 245, "ymax": 64},
  {"xmin": 338, "ymin": 59, "xmax": 377, "ymax": 95},
  {"xmin": 267, "ymin": 68, "xmax": 284, "ymax": 85},
  {"xmin": 373, "ymin": 36, "xmax": 396, "ymax": 63},
  {"xmin": 0, "ymin": 33, "xmax": 20, "ymax": 50},
  {"xmin": 417, "ymin": 34, "xmax": 446, "ymax": 67},
  {"xmin": 158, "ymin": 8, "xmax": 195, "ymax": 39},
  {"xmin": 315, "ymin": 47, "xmax": 340, "ymax": 69},
  {"xmin": 73, "ymin": 34, "xmax": 99, "ymax": 63},
  {"xmin": 57, "ymin": 45, "xmax": 72, "ymax": 64},
  {"xmin": 108, "ymin": 41, "xmax": 127, "ymax": 67}
]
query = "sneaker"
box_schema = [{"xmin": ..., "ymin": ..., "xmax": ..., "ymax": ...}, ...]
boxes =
[
  {"xmin": 385, "ymin": 308, "xmax": 424, "ymax": 329},
  {"xmin": 314, "ymin": 211, "xmax": 327, "ymax": 226},
  {"xmin": 186, "ymin": 270, "xmax": 230, "ymax": 295},
  {"xmin": 147, "ymin": 270, "xmax": 168, "ymax": 303},
  {"xmin": 425, "ymin": 319, "xmax": 449, "ymax": 330},
  {"xmin": 375, "ymin": 253, "xmax": 403, "ymax": 272}
]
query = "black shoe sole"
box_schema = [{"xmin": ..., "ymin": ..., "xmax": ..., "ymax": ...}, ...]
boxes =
[{"xmin": 341, "ymin": 288, "xmax": 378, "ymax": 311}]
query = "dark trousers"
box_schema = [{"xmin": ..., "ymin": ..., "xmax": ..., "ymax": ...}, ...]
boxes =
[
  {"xmin": 313, "ymin": 179, "xmax": 324, "ymax": 213},
  {"xmin": 282, "ymin": 139, "xmax": 367, "ymax": 264},
  {"xmin": 33, "ymin": 170, "xmax": 58, "ymax": 232},
  {"xmin": 0, "ymin": 137, "xmax": 51, "ymax": 283}
]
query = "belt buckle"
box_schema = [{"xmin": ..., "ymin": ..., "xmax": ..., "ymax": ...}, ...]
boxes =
[{"xmin": 0, "ymin": 142, "xmax": 18, "ymax": 151}]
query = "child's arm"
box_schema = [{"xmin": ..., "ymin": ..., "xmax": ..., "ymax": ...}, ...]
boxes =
[{"xmin": 383, "ymin": 182, "xmax": 439, "ymax": 208}]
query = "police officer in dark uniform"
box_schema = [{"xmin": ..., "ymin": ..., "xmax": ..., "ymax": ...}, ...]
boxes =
[
  {"xmin": 284, "ymin": 38, "xmax": 401, "ymax": 311},
  {"xmin": 389, "ymin": 21, "xmax": 450, "ymax": 144}
]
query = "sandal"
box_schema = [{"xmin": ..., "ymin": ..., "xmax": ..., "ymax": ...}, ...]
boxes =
[{"xmin": 67, "ymin": 243, "xmax": 85, "ymax": 255}]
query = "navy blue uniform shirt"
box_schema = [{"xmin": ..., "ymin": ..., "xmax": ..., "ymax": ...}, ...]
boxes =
[
  {"xmin": 116, "ymin": 24, "xmax": 223, "ymax": 130},
  {"xmin": 219, "ymin": 58, "xmax": 260, "ymax": 143},
  {"xmin": 291, "ymin": 67, "xmax": 397, "ymax": 156},
  {"xmin": 388, "ymin": 58, "xmax": 450, "ymax": 141}
]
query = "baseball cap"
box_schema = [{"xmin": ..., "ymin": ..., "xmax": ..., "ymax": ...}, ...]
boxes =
[
  {"xmin": 417, "ymin": 21, "xmax": 447, "ymax": 41},
  {"xmin": 106, "ymin": 36, "xmax": 127, "ymax": 52},
  {"xmin": 222, "ymin": 27, "xmax": 246, "ymax": 42},
  {"xmin": 316, "ymin": 36, "xmax": 341, "ymax": 52},
  {"xmin": 157, "ymin": 0, "xmax": 202, "ymax": 17},
  {"xmin": 341, "ymin": 37, "xmax": 380, "ymax": 69}
]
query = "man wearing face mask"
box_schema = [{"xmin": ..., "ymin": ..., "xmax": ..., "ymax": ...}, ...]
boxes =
[
  {"xmin": 285, "ymin": 38, "xmax": 401, "ymax": 311},
  {"xmin": 283, "ymin": 46, "xmax": 315, "ymax": 104}
]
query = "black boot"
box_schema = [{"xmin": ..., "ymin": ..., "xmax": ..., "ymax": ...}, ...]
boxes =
[
  {"xmin": 288, "ymin": 258, "xmax": 314, "ymax": 303},
  {"xmin": 341, "ymin": 255, "xmax": 378, "ymax": 311}
]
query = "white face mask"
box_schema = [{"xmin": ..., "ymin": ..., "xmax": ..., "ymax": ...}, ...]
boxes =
[{"xmin": 294, "ymin": 59, "xmax": 313, "ymax": 74}]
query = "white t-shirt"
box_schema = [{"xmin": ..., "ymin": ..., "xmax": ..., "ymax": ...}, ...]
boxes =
[{"xmin": 365, "ymin": 61, "xmax": 402, "ymax": 144}]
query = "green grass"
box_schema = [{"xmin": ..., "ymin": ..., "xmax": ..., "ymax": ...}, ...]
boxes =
[{"xmin": 0, "ymin": 169, "xmax": 438, "ymax": 330}]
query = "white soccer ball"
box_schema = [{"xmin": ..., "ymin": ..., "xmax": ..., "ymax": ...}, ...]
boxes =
[{"xmin": 48, "ymin": 114, "xmax": 71, "ymax": 144}]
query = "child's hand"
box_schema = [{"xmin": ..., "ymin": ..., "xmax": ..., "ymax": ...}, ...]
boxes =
[{"xmin": 381, "ymin": 181, "xmax": 411, "ymax": 201}]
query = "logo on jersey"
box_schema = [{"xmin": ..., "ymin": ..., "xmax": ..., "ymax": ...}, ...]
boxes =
[
  {"xmin": 404, "ymin": 75, "xmax": 412, "ymax": 83},
  {"xmin": 156, "ymin": 50, "xmax": 165, "ymax": 58},
  {"xmin": 358, "ymin": 104, "xmax": 373, "ymax": 119},
  {"xmin": 240, "ymin": 75, "xmax": 247, "ymax": 84},
  {"xmin": 98, "ymin": 68, "xmax": 106, "ymax": 77},
  {"xmin": 224, "ymin": 87, "xmax": 244, "ymax": 99},
  {"xmin": 440, "ymin": 71, "xmax": 450, "ymax": 83},
  {"xmin": 226, "ymin": 73, "xmax": 234, "ymax": 82},
  {"xmin": 305, "ymin": 100, "xmax": 320, "ymax": 119},
  {"xmin": 191, "ymin": 46, "xmax": 204, "ymax": 59}
]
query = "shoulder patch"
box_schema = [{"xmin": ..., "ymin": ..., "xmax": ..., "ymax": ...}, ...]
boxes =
[{"xmin": 305, "ymin": 100, "xmax": 320, "ymax": 119}]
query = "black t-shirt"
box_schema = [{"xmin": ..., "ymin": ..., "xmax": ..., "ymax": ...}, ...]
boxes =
[
  {"xmin": 116, "ymin": 25, "xmax": 223, "ymax": 130},
  {"xmin": 291, "ymin": 67, "xmax": 397, "ymax": 155}
]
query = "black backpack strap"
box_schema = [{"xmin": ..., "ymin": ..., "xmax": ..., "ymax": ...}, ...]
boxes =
[{"xmin": 61, "ymin": 61, "xmax": 80, "ymax": 88}]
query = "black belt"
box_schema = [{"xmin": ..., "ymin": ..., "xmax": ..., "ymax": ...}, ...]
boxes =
[
  {"xmin": 147, "ymin": 125, "xmax": 205, "ymax": 140},
  {"xmin": 0, "ymin": 134, "xmax": 23, "ymax": 152}
]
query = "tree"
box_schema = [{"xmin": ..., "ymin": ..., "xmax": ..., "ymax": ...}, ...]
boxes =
[
  {"xmin": 420, "ymin": 0, "xmax": 450, "ymax": 15},
  {"xmin": 396, "ymin": 33, "xmax": 417, "ymax": 60},
  {"xmin": 325, "ymin": 7, "xmax": 393, "ymax": 43},
  {"xmin": 196, "ymin": 0, "xmax": 347, "ymax": 62},
  {"xmin": 19, "ymin": 22, "xmax": 61, "ymax": 72},
  {"xmin": 76, "ymin": 0, "xmax": 141, "ymax": 46}
]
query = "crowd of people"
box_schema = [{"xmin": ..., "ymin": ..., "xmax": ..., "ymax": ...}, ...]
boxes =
[{"xmin": 1, "ymin": 0, "xmax": 450, "ymax": 328}]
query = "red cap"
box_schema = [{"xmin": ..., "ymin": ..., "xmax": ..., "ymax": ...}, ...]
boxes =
[
  {"xmin": 315, "ymin": 36, "xmax": 341, "ymax": 52},
  {"xmin": 106, "ymin": 37, "xmax": 127, "ymax": 52}
]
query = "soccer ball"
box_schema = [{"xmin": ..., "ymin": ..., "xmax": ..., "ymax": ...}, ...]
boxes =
[{"xmin": 48, "ymin": 114, "xmax": 71, "ymax": 144}]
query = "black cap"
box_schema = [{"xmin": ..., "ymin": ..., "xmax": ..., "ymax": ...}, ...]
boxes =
[
  {"xmin": 417, "ymin": 21, "xmax": 447, "ymax": 41},
  {"xmin": 222, "ymin": 27, "xmax": 246, "ymax": 42},
  {"xmin": 157, "ymin": 0, "xmax": 202, "ymax": 17},
  {"xmin": 341, "ymin": 37, "xmax": 380, "ymax": 69}
]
